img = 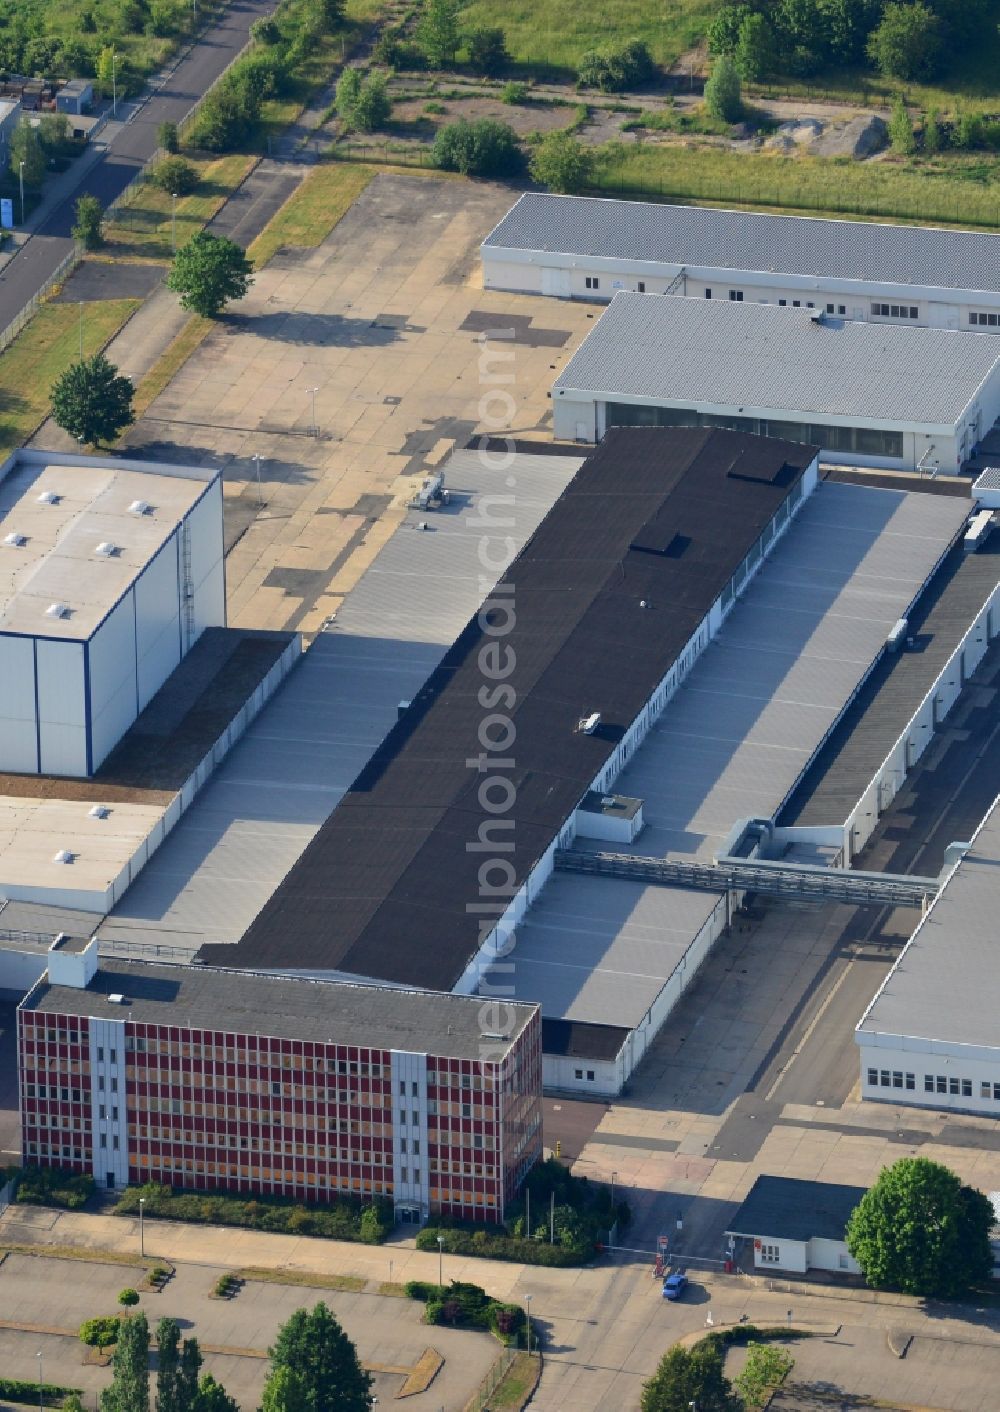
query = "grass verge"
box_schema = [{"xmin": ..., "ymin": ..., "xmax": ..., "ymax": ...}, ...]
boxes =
[
  {"xmin": 238, "ymin": 1267, "xmax": 366, "ymax": 1292},
  {"xmin": 247, "ymin": 162, "xmax": 378, "ymax": 267},
  {"xmin": 589, "ymin": 143, "xmax": 1000, "ymax": 229},
  {"xmin": 0, "ymin": 298, "xmax": 141, "ymax": 461},
  {"xmin": 103, "ymin": 153, "xmax": 259, "ymax": 261},
  {"xmin": 475, "ymin": 1351, "xmax": 541, "ymax": 1412}
]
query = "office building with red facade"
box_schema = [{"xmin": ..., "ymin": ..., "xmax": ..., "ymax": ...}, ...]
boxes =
[{"xmin": 17, "ymin": 940, "xmax": 541, "ymax": 1223}]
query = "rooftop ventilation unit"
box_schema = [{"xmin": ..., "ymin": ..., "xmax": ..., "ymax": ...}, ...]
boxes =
[
  {"xmin": 94, "ymin": 541, "xmax": 118, "ymax": 558},
  {"xmin": 52, "ymin": 849, "xmax": 73, "ymax": 864},
  {"xmin": 45, "ymin": 602, "xmax": 69, "ymax": 619},
  {"xmin": 89, "ymin": 804, "xmax": 110, "ymax": 820},
  {"xmin": 128, "ymin": 499, "xmax": 151, "ymax": 516},
  {"xmin": 577, "ymin": 712, "xmax": 601, "ymax": 735},
  {"xmin": 2, "ymin": 532, "xmax": 25, "ymax": 547},
  {"xmin": 37, "ymin": 490, "xmax": 60, "ymax": 506},
  {"xmin": 809, "ymin": 308, "xmax": 825, "ymax": 324},
  {"xmin": 109, "ymin": 993, "xmax": 126, "ymax": 1004}
]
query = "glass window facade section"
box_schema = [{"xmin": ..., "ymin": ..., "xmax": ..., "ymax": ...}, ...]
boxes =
[{"xmin": 606, "ymin": 403, "xmax": 903, "ymax": 460}]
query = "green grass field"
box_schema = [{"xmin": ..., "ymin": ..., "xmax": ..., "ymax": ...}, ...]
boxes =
[
  {"xmin": 0, "ymin": 297, "xmax": 140, "ymax": 460},
  {"xmin": 589, "ymin": 143, "xmax": 1000, "ymax": 229},
  {"xmin": 458, "ymin": 0, "xmax": 716, "ymax": 76}
]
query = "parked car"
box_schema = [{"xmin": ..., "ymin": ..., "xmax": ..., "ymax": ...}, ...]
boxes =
[{"xmin": 662, "ymin": 1271, "xmax": 689, "ymax": 1301}]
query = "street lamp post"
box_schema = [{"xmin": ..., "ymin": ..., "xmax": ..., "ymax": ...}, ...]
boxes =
[
  {"xmin": 36, "ymin": 1351, "xmax": 43, "ymax": 1412},
  {"xmin": 436, "ymin": 1233, "xmax": 443, "ymax": 1289},
  {"xmin": 171, "ymin": 192, "xmax": 178, "ymax": 250},
  {"xmin": 308, "ymin": 386, "xmax": 319, "ymax": 437},
  {"xmin": 525, "ymin": 1294, "xmax": 533, "ymax": 1356},
  {"xmin": 112, "ymin": 50, "xmax": 118, "ymax": 120},
  {"xmin": 139, "ymin": 1196, "xmax": 145, "ymax": 1256},
  {"xmin": 252, "ymin": 452, "xmax": 264, "ymax": 508},
  {"xmin": 18, "ymin": 160, "xmax": 24, "ymax": 226},
  {"xmin": 611, "ymin": 1170, "xmax": 617, "ymax": 1207}
]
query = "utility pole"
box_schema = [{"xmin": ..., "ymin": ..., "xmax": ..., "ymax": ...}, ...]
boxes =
[
  {"xmin": 112, "ymin": 50, "xmax": 118, "ymax": 119},
  {"xmin": 549, "ymin": 1189, "xmax": 554, "ymax": 1243}
]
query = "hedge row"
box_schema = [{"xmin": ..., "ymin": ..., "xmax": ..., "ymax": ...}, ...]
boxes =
[
  {"xmin": 115, "ymin": 1183, "xmax": 391, "ymax": 1243},
  {"xmin": 416, "ymin": 1224, "xmax": 589, "ymax": 1267},
  {"xmin": 0, "ymin": 1379, "xmax": 82, "ymax": 1406},
  {"xmin": 6, "ymin": 1164, "xmax": 95, "ymax": 1210}
]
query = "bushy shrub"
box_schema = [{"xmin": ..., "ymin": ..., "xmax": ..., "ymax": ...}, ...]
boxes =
[
  {"xmin": 466, "ymin": 26, "xmax": 509, "ymax": 76},
  {"xmin": 79, "ymin": 1316, "xmax": 121, "ymax": 1348},
  {"xmin": 117, "ymin": 1288, "xmax": 139, "ymax": 1307},
  {"xmin": 0, "ymin": 1379, "xmax": 83, "ymax": 1404},
  {"xmin": 153, "ymin": 155, "xmax": 198, "ymax": 195},
  {"xmin": 407, "ymin": 1279, "xmax": 527, "ymax": 1345},
  {"xmin": 577, "ymin": 39, "xmax": 655, "ymax": 93},
  {"xmin": 115, "ymin": 1183, "xmax": 392, "ymax": 1244},
  {"xmin": 501, "ymin": 80, "xmax": 529, "ymax": 105},
  {"xmin": 15, "ymin": 1166, "xmax": 95, "ymax": 1210},
  {"xmin": 431, "ymin": 118, "xmax": 523, "ymax": 176}
]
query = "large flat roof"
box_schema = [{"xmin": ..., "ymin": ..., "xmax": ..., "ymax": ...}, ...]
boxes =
[
  {"xmin": 0, "ymin": 454, "xmax": 216, "ymax": 641},
  {"xmin": 480, "ymin": 479, "xmax": 967, "ymax": 1032},
  {"xmin": 484, "ymin": 193, "xmax": 1000, "ymax": 298},
  {"xmin": 553, "ymin": 292, "xmax": 1000, "ymax": 428},
  {"xmin": 22, "ymin": 960, "xmax": 537, "ymax": 1060},
  {"xmin": 858, "ymin": 793, "xmax": 1000, "ymax": 1052},
  {"xmin": 202, "ymin": 428, "xmax": 815, "ymax": 988},
  {"xmin": 98, "ymin": 449, "xmax": 583, "ymax": 954}
]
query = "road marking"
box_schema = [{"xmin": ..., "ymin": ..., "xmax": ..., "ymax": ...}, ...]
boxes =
[{"xmin": 764, "ymin": 951, "xmax": 859, "ymax": 1102}]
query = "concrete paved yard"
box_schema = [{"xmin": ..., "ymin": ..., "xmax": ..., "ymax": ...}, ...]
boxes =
[
  {"xmin": 0, "ymin": 1249, "xmax": 497, "ymax": 1409},
  {"xmin": 122, "ymin": 172, "xmax": 595, "ymax": 638}
]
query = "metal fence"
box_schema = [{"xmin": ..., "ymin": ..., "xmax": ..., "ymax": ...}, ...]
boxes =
[
  {"xmin": 464, "ymin": 1347, "xmax": 518, "ymax": 1412},
  {"xmin": 0, "ymin": 244, "xmax": 81, "ymax": 356},
  {"xmin": 0, "ymin": 1178, "xmax": 13, "ymax": 1218}
]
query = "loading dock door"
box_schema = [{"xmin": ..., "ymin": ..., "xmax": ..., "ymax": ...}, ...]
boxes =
[{"xmin": 542, "ymin": 266, "xmax": 572, "ymax": 298}]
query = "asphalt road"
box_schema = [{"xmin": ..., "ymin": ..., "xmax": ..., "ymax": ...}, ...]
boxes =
[{"xmin": 0, "ymin": 0, "xmax": 277, "ymax": 330}]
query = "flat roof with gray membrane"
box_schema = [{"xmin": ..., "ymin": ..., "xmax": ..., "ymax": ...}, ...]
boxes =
[
  {"xmin": 97, "ymin": 451, "xmax": 582, "ymax": 954},
  {"xmin": 858, "ymin": 793, "xmax": 1000, "ymax": 1050},
  {"xmin": 482, "ymin": 479, "xmax": 969, "ymax": 1029}
]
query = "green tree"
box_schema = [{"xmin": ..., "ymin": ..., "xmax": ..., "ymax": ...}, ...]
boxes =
[
  {"xmin": 336, "ymin": 67, "xmax": 362, "ymax": 124},
  {"xmin": 51, "ymin": 354, "xmax": 135, "ymax": 448},
  {"xmin": 889, "ymin": 96, "xmax": 916, "ymax": 154},
  {"xmin": 167, "ymin": 231, "xmax": 253, "ymax": 317},
  {"xmin": 155, "ymin": 1317, "xmax": 181, "ymax": 1412},
  {"xmin": 418, "ymin": 0, "xmax": 461, "ymax": 67},
  {"xmin": 707, "ymin": 4, "xmax": 753, "ymax": 54},
  {"xmin": 191, "ymin": 1375, "xmax": 238, "ymax": 1412},
  {"xmin": 158, "ymin": 119, "xmax": 180, "ymax": 152},
  {"xmin": 37, "ymin": 113, "xmax": 71, "ymax": 158},
  {"xmin": 178, "ymin": 1337, "xmax": 203, "ymax": 1409},
  {"xmin": 10, "ymin": 123, "xmax": 46, "ymax": 188},
  {"xmin": 432, "ymin": 118, "xmax": 523, "ymax": 176},
  {"xmin": 733, "ymin": 1343, "xmax": 794, "ymax": 1405},
  {"xmin": 735, "ymin": 12, "xmax": 777, "ymax": 81},
  {"xmin": 153, "ymin": 155, "xmax": 198, "ymax": 194},
  {"xmin": 641, "ymin": 1341, "xmax": 741, "ymax": 1412},
  {"xmin": 529, "ymin": 130, "xmax": 593, "ymax": 194},
  {"xmin": 466, "ymin": 26, "xmax": 509, "ymax": 76},
  {"xmin": 64, "ymin": 1398, "xmax": 86, "ymax": 1412},
  {"xmin": 923, "ymin": 107, "xmax": 941, "ymax": 152},
  {"xmin": 95, "ymin": 45, "xmax": 122, "ymax": 97},
  {"xmin": 704, "ymin": 54, "xmax": 743, "ymax": 124},
  {"xmin": 351, "ymin": 72, "xmax": 392, "ymax": 132},
  {"xmin": 268, "ymin": 1303, "xmax": 373, "ymax": 1412},
  {"xmin": 72, "ymin": 194, "xmax": 104, "ymax": 250},
  {"xmin": 953, "ymin": 105, "xmax": 982, "ymax": 149},
  {"xmin": 867, "ymin": 1, "xmax": 943, "ymax": 80},
  {"xmin": 260, "ymin": 1365, "xmax": 311, "ymax": 1412},
  {"xmin": 101, "ymin": 1311, "xmax": 150, "ymax": 1412},
  {"xmin": 577, "ymin": 39, "xmax": 654, "ymax": 92},
  {"xmin": 846, "ymin": 1158, "xmax": 993, "ymax": 1297}
]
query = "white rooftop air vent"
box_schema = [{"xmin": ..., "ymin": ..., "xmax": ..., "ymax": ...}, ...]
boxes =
[
  {"xmin": 95, "ymin": 541, "xmax": 118, "ymax": 558},
  {"xmin": 128, "ymin": 499, "xmax": 151, "ymax": 516},
  {"xmin": 45, "ymin": 602, "xmax": 69, "ymax": 619},
  {"xmin": 578, "ymin": 712, "xmax": 601, "ymax": 735},
  {"xmin": 52, "ymin": 849, "xmax": 73, "ymax": 864},
  {"xmin": 89, "ymin": 804, "xmax": 110, "ymax": 820},
  {"xmin": 3, "ymin": 532, "xmax": 25, "ymax": 547},
  {"xmin": 109, "ymin": 993, "xmax": 125, "ymax": 1005},
  {"xmin": 37, "ymin": 490, "xmax": 60, "ymax": 506}
]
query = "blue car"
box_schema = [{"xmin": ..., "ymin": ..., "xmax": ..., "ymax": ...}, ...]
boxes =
[{"xmin": 662, "ymin": 1271, "xmax": 689, "ymax": 1301}]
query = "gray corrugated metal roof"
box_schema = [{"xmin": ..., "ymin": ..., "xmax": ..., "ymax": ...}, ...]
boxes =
[
  {"xmin": 97, "ymin": 451, "xmax": 582, "ymax": 955},
  {"xmin": 859, "ymin": 793, "xmax": 1000, "ymax": 1050},
  {"xmin": 484, "ymin": 192, "xmax": 1000, "ymax": 296},
  {"xmin": 554, "ymin": 292, "xmax": 1000, "ymax": 426}
]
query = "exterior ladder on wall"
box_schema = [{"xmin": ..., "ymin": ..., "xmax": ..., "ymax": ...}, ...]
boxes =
[
  {"xmin": 665, "ymin": 266, "xmax": 687, "ymax": 296},
  {"xmin": 554, "ymin": 848, "xmax": 938, "ymax": 910},
  {"xmin": 180, "ymin": 521, "xmax": 195, "ymax": 650}
]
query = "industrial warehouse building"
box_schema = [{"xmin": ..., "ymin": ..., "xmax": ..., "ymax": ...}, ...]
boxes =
[
  {"xmin": 187, "ymin": 428, "xmax": 985, "ymax": 1095},
  {"xmin": 18, "ymin": 941, "xmax": 541, "ymax": 1222},
  {"xmin": 551, "ymin": 292, "xmax": 1000, "ymax": 472},
  {"xmin": 0, "ymin": 451, "xmax": 225, "ymax": 777},
  {"xmin": 483, "ymin": 192, "xmax": 1000, "ymax": 333},
  {"xmin": 857, "ymin": 792, "xmax": 1000, "ymax": 1118}
]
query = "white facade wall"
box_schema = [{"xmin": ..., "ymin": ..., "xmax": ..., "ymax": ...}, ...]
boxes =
[
  {"xmin": 809, "ymin": 1237, "xmax": 861, "ymax": 1275},
  {"xmin": 459, "ymin": 463, "xmax": 817, "ymax": 1095},
  {"xmin": 88, "ymin": 595, "xmax": 139, "ymax": 772},
  {"xmin": 483, "ymin": 248, "xmax": 1000, "ymax": 336},
  {"xmin": 0, "ymin": 948, "xmax": 49, "ymax": 995},
  {"xmin": 36, "ymin": 639, "xmax": 87, "ymax": 776},
  {"xmin": 543, "ymin": 1052, "xmax": 622, "ymax": 1096},
  {"xmin": 133, "ymin": 534, "xmax": 183, "ymax": 715},
  {"xmin": 390, "ymin": 1049, "xmax": 430, "ymax": 1219},
  {"xmin": 748, "ymin": 1234, "xmax": 857, "ymax": 1274},
  {"xmin": 89, "ymin": 1016, "xmax": 129, "ymax": 1188},
  {"xmin": 0, "ymin": 635, "xmax": 38, "ymax": 773},
  {"xmin": 859, "ymin": 1032, "xmax": 1000, "ymax": 1118}
]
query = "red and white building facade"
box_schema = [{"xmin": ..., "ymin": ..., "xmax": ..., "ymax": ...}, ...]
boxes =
[{"xmin": 17, "ymin": 941, "xmax": 542, "ymax": 1223}]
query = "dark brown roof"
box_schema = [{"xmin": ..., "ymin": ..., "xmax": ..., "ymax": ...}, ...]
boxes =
[{"xmin": 201, "ymin": 428, "xmax": 815, "ymax": 990}]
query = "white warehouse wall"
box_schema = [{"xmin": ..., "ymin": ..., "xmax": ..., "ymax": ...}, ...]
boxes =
[
  {"xmin": 133, "ymin": 534, "xmax": 183, "ymax": 714},
  {"xmin": 88, "ymin": 594, "xmax": 139, "ymax": 772},
  {"xmin": 0, "ymin": 635, "xmax": 39, "ymax": 772},
  {"xmin": 185, "ymin": 480, "xmax": 226, "ymax": 643},
  {"xmin": 36, "ymin": 639, "xmax": 87, "ymax": 776}
]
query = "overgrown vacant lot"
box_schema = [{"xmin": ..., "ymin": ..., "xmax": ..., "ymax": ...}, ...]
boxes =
[{"xmin": 457, "ymin": 0, "xmax": 717, "ymax": 76}]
